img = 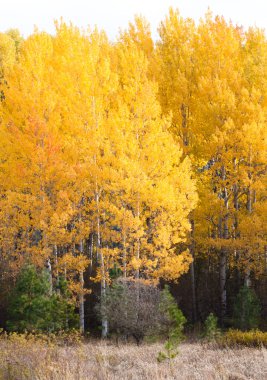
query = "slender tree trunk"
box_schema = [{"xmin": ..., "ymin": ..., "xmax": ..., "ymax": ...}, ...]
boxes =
[
  {"xmin": 220, "ymin": 215, "xmax": 228, "ymax": 323},
  {"xmin": 123, "ymin": 231, "xmax": 127, "ymax": 279},
  {"xmin": 79, "ymin": 239, "xmax": 85, "ymax": 334},
  {"xmin": 79, "ymin": 270, "xmax": 85, "ymax": 334},
  {"xmin": 54, "ymin": 244, "xmax": 59, "ymax": 291},
  {"xmin": 244, "ymin": 188, "xmax": 252, "ymax": 287},
  {"xmin": 190, "ymin": 219, "xmax": 197, "ymax": 323},
  {"xmin": 220, "ymin": 205, "xmax": 227, "ymax": 324},
  {"xmin": 219, "ymin": 250, "xmax": 227, "ymax": 323},
  {"xmin": 219, "ymin": 166, "xmax": 228, "ymax": 325},
  {"xmin": 46, "ymin": 258, "xmax": 53, "ymax": 296},
  {"xmin": 135, "ymin": 124, "xmax": 141, "ymax": 280},
  {"xmin": 61, "ymin": 251, "xmax": 69, "ymax": 330},
  {"xmin": 89, "ymin": 233, "xmax": 93, "ymax": 276},
  {"xmin": 136, "ymin": 195, "xmax": 140, "ymax": 279},
  {"xmin": 233, "ymin": 183, "xmax": 241, "ymax": 290},
  {"xmin": 181, "ymin": 103, "xmax": 189, "ymax": 146},
  {"xmin": 135, "ymin": 196, "xmax": 141, "ymax": 328},
  {"xmin": 247, "ymin": 188, "xmax": 252, "ymax": 214},
  {"xmin": 96, "ymin": 188, "xmax": 108, "ymax": 338}
]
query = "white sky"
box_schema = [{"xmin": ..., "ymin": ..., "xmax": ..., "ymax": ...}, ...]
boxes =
[{"xmin": 1, "ymin": 0, "xmax": 267, "ymax": 40}]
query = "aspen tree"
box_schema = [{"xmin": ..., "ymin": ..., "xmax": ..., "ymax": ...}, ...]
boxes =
[{"xmin": 156, "ymin": 9, "xmax": 266, "ymax": 322}]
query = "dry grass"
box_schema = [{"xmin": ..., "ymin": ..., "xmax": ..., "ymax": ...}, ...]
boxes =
[{"xmin": 0, "ymin": 335, "xmax": 266, "ymax": 380}]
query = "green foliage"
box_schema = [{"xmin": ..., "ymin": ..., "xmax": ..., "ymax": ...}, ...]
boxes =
[
  {"xmin": 157, "ymin": 286, "xmax": 186, "ymax": 362},
  {"xmin": 109, "ymin": 263, "xmax": 123, "ymax": 280},
  {"xmin": 221, "ymin": 329, "xmax": 267, "ymax": 347},
  {"xmin": 7, "ymin": 264, "xmax": 78, "ymax": 333},
  {"xmin": 203, "ymin": 313, "xmax": 221, "ymax": 341},
  {"xmin": 233, "ymin": 286, "xmax": 261, "ymax": 331}
]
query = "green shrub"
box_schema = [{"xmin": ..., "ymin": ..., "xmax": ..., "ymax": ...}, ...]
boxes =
[
  {"xmin": 203, "ymin": 313, "xmax": 221, "ymax": 341},
  {"xmin": 157, "ymin": 286, "xmax": 186, "ymax": 362},
  {"xmin": 233, "ymin": 285, "xmax": 261, "ymax": 331},
  {"xmin": 7, "ymin": 264, "xmax": 78, "ymax": 333}
]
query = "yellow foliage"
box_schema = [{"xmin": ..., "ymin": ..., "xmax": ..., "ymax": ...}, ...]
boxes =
[{"xmin": 221, "ymin": 329, "xmax": 267, "ymax": 347}]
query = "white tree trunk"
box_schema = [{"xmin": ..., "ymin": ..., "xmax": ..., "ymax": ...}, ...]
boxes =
[
  {"xmin": 96, "ymin": 189, "xmax": 108, "ymax": 338},
  {"xmin": 123, "ymin": 232, "xmax": 127, "ymax": 279},
  {"xmin": 244, "ymin": 188, "xmax": 253, "ymax": 287},
  {"xmin": 190, "ymin": 219, "xmax": 197, "ymax": 322},
  {"xmin": 79, "ymin": 270, "xmax": 85, "ymax": 334},
  {"xmin": 79, "ymin": 239, "xmax": 85, "ymax": 334},
  {"xmin": 219, "ymin": 166, "xmax": 228, "ymax": 324},
  {"xmin": 54, "ymin": 244, "xmax": 59, "ymax": 290},
  {"xmin": 46, "ymin": 258, "xmax": 53, "ymax": 296},
  {"xmin": 136, "ymin": 196, "xmax": 140, "ymax": 279}
]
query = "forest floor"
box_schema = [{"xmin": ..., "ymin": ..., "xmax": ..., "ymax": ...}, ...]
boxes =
[{"xmin": 0, "ymin": 336, "xmax": 266, "ymax": 380}]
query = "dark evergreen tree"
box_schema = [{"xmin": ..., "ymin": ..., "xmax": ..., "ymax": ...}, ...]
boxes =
[
  {"xmin": 7, "ymin": 264, "xmax": 78, "ymax": 332},
  {"xmin": 233, "ymin": 286, "xmax": 261, "ymax": 331}
]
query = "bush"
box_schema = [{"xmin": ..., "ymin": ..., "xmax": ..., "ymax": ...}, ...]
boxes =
[
  {"xmin": 7, "ymin": 264, "xmax": 78, "ymax": 332},
  {"xmin": 97, "ymin": 279, "xmax": 182, "ymax": 344},
  {"xmin": 233, "ymin": 285, "xmax": 261, "ymax": 331},
  {"xmin": 157, "ymin": 286, "xmax": 186, "ymax": 362},
  {"xmin": 203, "ymin": 313, "xmax": 221, "ymax": 341},
  {"xmin": 221, "ymin": 329, "xmax": 267, "ymax": 347}
]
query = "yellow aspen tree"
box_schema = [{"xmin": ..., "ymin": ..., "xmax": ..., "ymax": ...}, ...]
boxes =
[
  {"xmin": 113, "ymin": 25, "xmax": 198, "ymax": 282},
  {"xmin": 156, "ymin": 9, "xmax": 266, "ymax": 322},
  {"xmin": 156, "ymin": 8, "xmax": 198, "ymax": 319},
  {"xmin": 157, "ymin": 8, "xmax": 196, "ymax": 151},
  {"xmin": 0, "ymin": 30, "xmax": 80, "ymax": 307}
]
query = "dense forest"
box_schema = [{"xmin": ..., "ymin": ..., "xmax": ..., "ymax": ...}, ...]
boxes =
[{"xmin": 0, "ymin": 8, "xmax": 266, "ymax": 337}]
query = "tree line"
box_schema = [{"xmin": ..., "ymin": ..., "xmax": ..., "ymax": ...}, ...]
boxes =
[{"xmin": 0, "ymin": 8, "xmax": 266, "ymax": 335}]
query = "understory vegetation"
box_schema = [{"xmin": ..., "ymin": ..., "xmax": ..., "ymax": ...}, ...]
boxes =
[{"xmin": 0, "ymin": 332, "xmax": 266, "ymax": 380}]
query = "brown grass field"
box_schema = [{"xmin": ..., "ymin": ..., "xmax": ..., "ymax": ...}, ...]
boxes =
[{"xmin": 0, "ymin": 336, "xmax": 266, "ymax": 380}]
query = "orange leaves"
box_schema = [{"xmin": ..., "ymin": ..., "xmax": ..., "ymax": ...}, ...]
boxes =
[
  {"xmin": 153, "ymin": 250, "xmax": 193, "ymax": 282},
  {"xmin": 0, "ymin": 19, "xmax": 199, "ymax": 303},
  {"xmin": 59, "ymin": 253, "xmax": 90, "ymax": 273},
  {"xmin": 156, "ymin": 8, "xmax": 267, "ymax": 280}
]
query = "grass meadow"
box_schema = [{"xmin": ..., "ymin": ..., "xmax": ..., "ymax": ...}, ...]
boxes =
[{"xmin": 0, "ymin": 335, "xmax": 266, "ymax": 380}]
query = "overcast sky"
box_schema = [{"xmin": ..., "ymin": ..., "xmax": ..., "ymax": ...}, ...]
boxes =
[{"xmin": 1, "ymin": 0, "xmax": 267, "ymax": 40}]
